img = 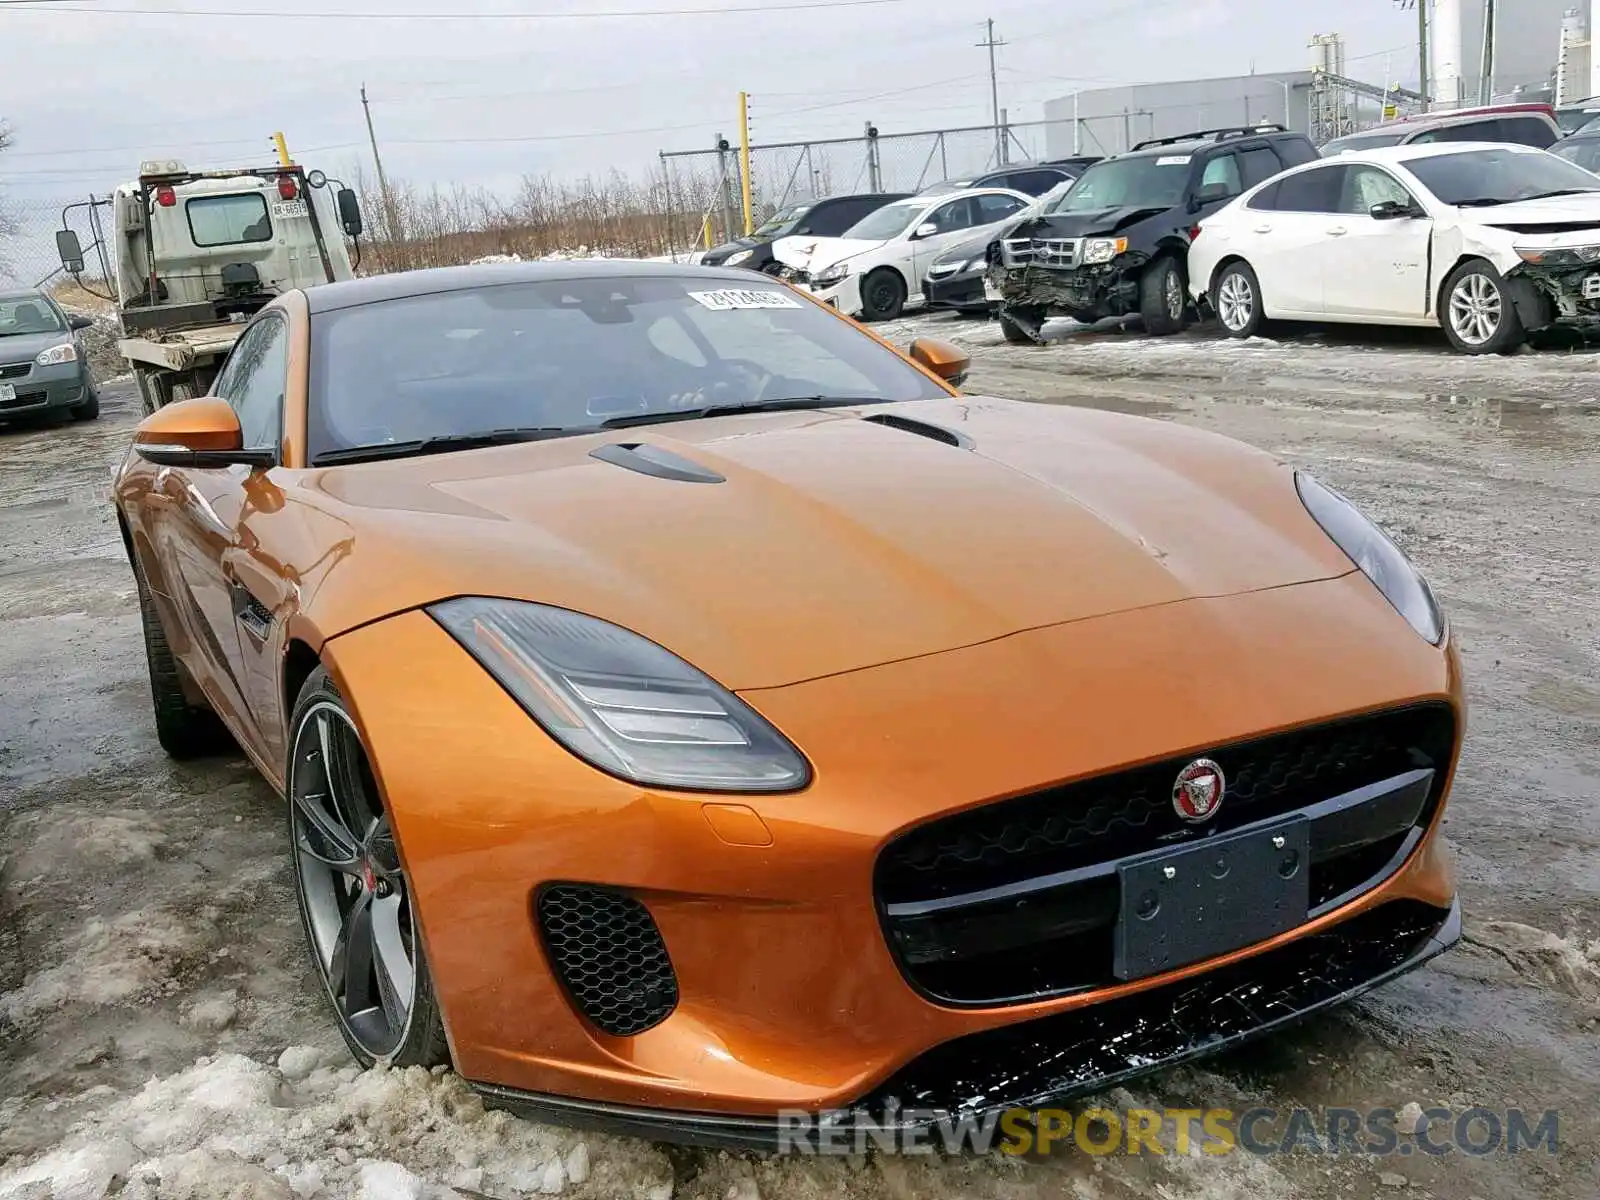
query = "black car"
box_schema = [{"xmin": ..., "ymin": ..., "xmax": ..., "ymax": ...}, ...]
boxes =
[
  {"xmin": 698, "ymin": 193, "xmax": 911, "ymax": 273},
  {"xmin": 918, "ymin": 158, "xmax": 1096, "ymax": 198},
  {"xmin": 923, "ymin": 177, "xmax": 1082, "ymax": 313},
  {"xmin": 989, "ymin": 125, "xmax": 1317, "ymax": 342}
]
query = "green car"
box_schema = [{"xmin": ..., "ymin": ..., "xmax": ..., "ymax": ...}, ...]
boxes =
[{"xmin": 0, "ymin": 288, "xmax": 100, "ymax": 423}]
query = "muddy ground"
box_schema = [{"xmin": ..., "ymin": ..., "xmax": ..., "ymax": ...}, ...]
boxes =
[{"xmin": 1, "ymin": 314, "xmax": 1597, "ymax": 1200}]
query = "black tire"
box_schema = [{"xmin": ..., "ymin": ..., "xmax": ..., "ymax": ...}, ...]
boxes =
[
  {"xmin": 1210, "ymin": 260, "xmax": 1266, "ymax": 339},
  {"xmin": 70, "ymin": 389, "xmax": 100, "ymax": 421},
  {"xmin": 858, "ymin": 267, "xmax": 907, "ymax": 322},
  {"xmin": 132, "ymin": 554, "xmax": 235, "ymax": 758},
  {"xmin": 1440, "ymin": 259, "xmax": 1525, "ymax": 355},
  {"xmin": 287, "ymin": 667, "xmax": 449, "ymax": 1071},
  {"xmin": 1139, "ymin": 255, "xmax": 1188, "ymax": 337},
  {"xmin": 999, "ymin": 306, "xmax": 1045, "ymax": 344}
]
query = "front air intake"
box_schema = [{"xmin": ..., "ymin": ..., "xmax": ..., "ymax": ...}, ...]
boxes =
[{"xmin": 537, "ymin": 884, "xmax": 679, "ymax": 1036}]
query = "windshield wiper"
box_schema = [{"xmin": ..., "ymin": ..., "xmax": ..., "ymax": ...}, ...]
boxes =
[
  {"xmin": 1451, "ymin": 197, "xmax": 1510, "ymax": 207},
  {"xmin": 312, "ymin": 426, "xmax": 581, "ymax": 465},
  {"xmin": 1517, "ymin": 188, "xmax": 1600, "ymax": 201},
  {"xmin": 600, "ymin": 396, "xmax": 882, "ymax": 429}
]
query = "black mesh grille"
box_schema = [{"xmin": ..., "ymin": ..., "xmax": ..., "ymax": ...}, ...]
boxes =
[
  {"xmin": 0, "ymin": 363, "xmax": 30, "ymax": 381},
  {"xmin": 537, "ymin": 885, "xmax": 678, "ymax": 1037},
  {"xmin": 878, "ymin": 704, "xmax": 1456, "ymax": 905}
]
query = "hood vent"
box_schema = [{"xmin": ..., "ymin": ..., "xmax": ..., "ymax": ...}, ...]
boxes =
[
  {"xmin": 590, "ymin": 441, "xmax": 725, "ymax": 483},
  {"xmin": 862, "ymin": 412, "xmax": 974, "ymax": 450}
]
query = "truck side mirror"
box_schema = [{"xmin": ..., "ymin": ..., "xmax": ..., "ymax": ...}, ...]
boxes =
[
  {"xmin": 336, "ymin": 188, "xmax": 364, "ymax": 237},
  {"xmin": 56, "ymin": 229, "xmax": 85, "ymax": 274}
]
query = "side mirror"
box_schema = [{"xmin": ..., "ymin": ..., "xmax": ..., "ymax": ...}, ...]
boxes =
[
  {"xmin": 1369, "ymin": 199, "xmax": 1416, "ymax": 220},
  {"xmin": 908, "ymin": 336, "xmax": 971, "ymax": 387},
  {"xmin": 68, "ymin": 314, "xmax": 94, "ymax": 331},
  {"xmin": 913, "ymin": 222, "xmax": 939, "ymax": 239},
  {"xmin": 133, "ymin": 397, "xmax": 274, "ymax": 468},
  {"xmin": 56, "ymin": 229, "xmax": 85, "ymax": 274},
  {"xmin": 336, "ymin": 187, "xmax": 363, "ymax": 237}
]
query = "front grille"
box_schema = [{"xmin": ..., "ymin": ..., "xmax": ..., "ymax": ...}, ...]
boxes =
[
  {"xmin": 876, "ymin": 704, "xmax": 1456, "ymax": 1006},
  {"xmin": 537, "ymin": 884, "xmax": 679, "ymax": 1037},
  {"xmin": 0, "ymin": 362, "xmax": 30, "ymax": 381},
  {"xmin": 858, "ymin": 899, "xmax": 1452, "ymax": 1119},
  {"xmin": 0, "ymin": 390, "xmax": 46, "ymax": 410},
  {"xmin": 1001, "ymin": 237, "xmax": 1080, "ymax": 267}
]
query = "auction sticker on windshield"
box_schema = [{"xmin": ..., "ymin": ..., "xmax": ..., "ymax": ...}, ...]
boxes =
[
  {"xmin": 1156, "ymin": 155, "xmax": 1192, "ymax": 166},
  {"xmin": 689, "ymin": 289, "xmax": 803, "ymax": 311}
]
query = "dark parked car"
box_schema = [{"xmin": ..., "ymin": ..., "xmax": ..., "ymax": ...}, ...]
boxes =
[
  {"xmin": 1320, "ymin": 103, "xmax": 1560, "ymax": 156},
  {"xmin": 1551, "ymin": 131, "xmax": 1600, "ymax": 173},
  {"xmin": 923, "ymin": 178, "xmax": 1079, "ymax": 313},
  {"xmin": 918, "ymin": 158, "xmax": 1098, "ymax": 197},
  {"xmin": 990, "ymin": 125, "xmax": 1318, "ymax": 342},
  {"xmin": 0, "ymin": 289, "xmax": 100, "ymax": 423},
  {"xmin": 698, "ymin": 193, "xmax": 910, "ymax": 273},
  {"xmin": 1555, "ymin": 96, "xmax": 1600, "ymax": 135}
]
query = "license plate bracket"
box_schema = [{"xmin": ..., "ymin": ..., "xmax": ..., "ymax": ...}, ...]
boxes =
[
  {"xmin": 0, "ymin": 383, "xmax": 14, "ymax": 403},
  {"xmin": 1114, "ymin": 817, "xmax": 1310, "ymax": 981},
  {"xmin": 1583, "ymin": 273, "xmax": 1600, "ymax": 301},
  {"xmin": 983, "ymin": 278, "xmax": 1002, "ymax": 302}
]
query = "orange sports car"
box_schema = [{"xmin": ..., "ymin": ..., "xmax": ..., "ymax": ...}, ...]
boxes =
[{"xmin": 115, "ymin": 261, "xmax": 1463, "ymax": 1147}]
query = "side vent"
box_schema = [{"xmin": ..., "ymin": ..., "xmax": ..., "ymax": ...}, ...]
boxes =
[
  {"xmin": 589, "ymin": 442, "xmax": 725, "ymax": 483},
  {"xmin": 537, "ymin": 884, "xmax": 679, "ymax": 1037},
  {"xmin": 862, "ymin": 412, "xmax": 974, "ymax": 450}
]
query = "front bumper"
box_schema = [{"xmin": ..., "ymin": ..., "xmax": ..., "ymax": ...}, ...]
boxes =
[
  {"xmin": 323, "ymin": 572, "xmax": 1463, "ymax": 1133},
  {"xmin": 0, "ymin": 360, "xmax": 91, "ymax": 418},
  {"xmin": 996, "ymin": 261, "xmax": 1142, "ymax": 321},
  {"xmin": 1514, "ymin": 262, "xmax": 1600, "ymax": 325},
  {"xmin": 923, "ymin": 269, "xmax": 991, "ymax": 312},
  {"xmin": 786, "ymin": 272, "xmax": 861, "ymax": 316}
]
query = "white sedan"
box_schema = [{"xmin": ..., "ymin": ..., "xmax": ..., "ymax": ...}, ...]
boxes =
[
  {"xmin": 771, "ymin": 188, "xmax": 1031, "ymax": 321},
  {"xmin": 1187, "ymin": 142, "xmax": 1600, "ymax": 353}
]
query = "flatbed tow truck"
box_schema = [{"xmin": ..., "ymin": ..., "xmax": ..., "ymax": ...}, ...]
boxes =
[{"xmin": 56, "ymin": 157, "xmax": 363, "ymax": 414}]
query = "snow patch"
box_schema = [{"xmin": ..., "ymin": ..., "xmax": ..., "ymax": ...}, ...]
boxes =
[{"xmin": 1469, "ymin": 920, "xmax": 1600, "ymax": 999}]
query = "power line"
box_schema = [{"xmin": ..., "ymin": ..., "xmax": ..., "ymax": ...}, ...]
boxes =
[{"xmin": 0, "ymin": 0, "xmax": 915, "ymax": 17}]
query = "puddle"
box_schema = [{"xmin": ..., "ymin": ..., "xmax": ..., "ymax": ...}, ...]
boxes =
[{"xmin": 1425, "ymin": 393, "xmax": 1599, "ymax": 430}]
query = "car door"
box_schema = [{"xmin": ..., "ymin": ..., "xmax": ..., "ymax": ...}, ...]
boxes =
[
  {"xmin": 157, "ymin": 314, "xmax": 289, "ymax": 753},
  {"xmin": 1238, "ymin": 163, "xmax": 1347, "ymax": 316},
  {"xmin": 908, "ymin": 195, "xmax": 980, "ymax": 279},
  {"xmin": 1320, "ymin": 165, "xmax": 1433, "ymax": 319}
]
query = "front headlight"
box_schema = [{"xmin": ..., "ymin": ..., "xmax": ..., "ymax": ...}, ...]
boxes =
[
  {"xmin": 429, "ymin": 598, "xmax": 811, "ymax": 792},
  {"xmin": 1081, "ymin": 236, "xmax": 1128, "ymax": 264},
  {"xmin": 36, "ymin": 343, "xmax": 77, "ymax": 366},
  {"xmin": 725, "ymin": 248, "xmax": 754, "ymax": 266},
  {"xmin": 1295, "ymin": 472, "xmax": 1444, "ymax": 644},
  {"xmin": 1515, "ymin": 244, "xmax": 1600, "ymax": 267},
  {"xmin": 812, "ymin": 262, "xmax": 851, "ymax": 287}
]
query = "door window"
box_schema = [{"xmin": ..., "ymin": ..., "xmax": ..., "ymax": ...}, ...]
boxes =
[
  {"xmin": 1197, "ymin": 154, "xmax": 1243, "ymax": 200},
  {"xmin": 1341, "ymin": 166, "xmax": 1416, "ymax": 214},
  {"xmin": 215, "ymin": 316, "xmax": 289, "ymax": 452},
  {"xmin": 1239, "ymin": 147, "xmax": 1284, "ymax": 189},
  {"xmin": 976, "ymin": 193, "xmax": 1027, "ymax": 222},
  {"xmin": 1002, "ymin": 169, "xmax": 1069, "ymax": 195},
  {"xmin": 928, "ymin": 197, "xmax": 977, "ymax": 234},
  {"xmin": 1498, "ymin": 116, "xmax": 1558, "ymax": 149},
  {"xmin": 1409, "ymin": 119, "xmax": 1498, "ymax": 144},
  {"xmin": 1259, "ymin": 164, "xmax": 1346, "ymax": 212},
  {"xmin": 808, "ymin": 203, "xmax": 863, "ymax": 236}
]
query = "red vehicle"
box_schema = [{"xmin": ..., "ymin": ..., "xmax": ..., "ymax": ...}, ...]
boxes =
[{"xmin": 1321, "ymin": 103, "xmax": 1560, "ymax": 156}]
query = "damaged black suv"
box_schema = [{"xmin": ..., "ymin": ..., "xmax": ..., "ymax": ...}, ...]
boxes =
[{"xmin": 990, "ymin": 125, "xmax": 1318, "ymax": 342}]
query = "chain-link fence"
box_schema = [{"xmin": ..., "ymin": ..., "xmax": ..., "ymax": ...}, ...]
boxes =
[
  {"xmin": 0, "ymin": 191, "xmax": 115, "ymax": 296},
  {"xmin": 657, "ymin": 117, "xmax": 1124, "ymax": 251}
]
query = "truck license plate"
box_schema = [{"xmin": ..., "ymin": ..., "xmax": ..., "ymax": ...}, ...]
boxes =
[
  {"xmin": 0, "ymin": 384, "xmax": 14, "ymax": 403},
  {"xmin": 272, "ymin": 200, "xmax": 308, "ymax": 220},
  {"xmin": 1584, "ymin": 273, "xmax": 1600, "ymax": 300}
]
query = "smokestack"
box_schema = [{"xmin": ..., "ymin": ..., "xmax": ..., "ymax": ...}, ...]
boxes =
[{"xmin": 1433, "ymin": 0, "xmax": 1465, "ymax": 108}]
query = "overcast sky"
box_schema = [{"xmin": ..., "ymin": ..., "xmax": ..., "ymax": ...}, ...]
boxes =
[{"xmin": 0, "ymin": 0, "xmax": 1428, "ymax": 204}]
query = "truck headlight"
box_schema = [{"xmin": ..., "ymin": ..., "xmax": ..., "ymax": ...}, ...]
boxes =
[
  {"xmin": 1296, "ymin": 472, "xmax": 1444, "ymax": 644},
  {"xmin": 36, "ymin": 343, "xmax": 78, "ymax": 366},
  {"xmin": 725, "ymin": 248, "xmax": 754, "ymax": 266},
  {"xmin": 1082, "ymin": 237, "xmax": 1128, "ymax": 265},
  {"xmin": 430, "ymin": 598, "xmax": 811, "ymax": 792},
  {"xmin": 813, "ymin": 262, "xmax": 851, "ymax": 287}
]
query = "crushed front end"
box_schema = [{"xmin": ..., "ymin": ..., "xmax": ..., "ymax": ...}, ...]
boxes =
[
  {"xmin": 1510, "ymin": 241, "xmax": 1600, "ymax": 327},
  {"xmin": 989, "ymin": 223, "xmax": 1151, "ymax": 338}
]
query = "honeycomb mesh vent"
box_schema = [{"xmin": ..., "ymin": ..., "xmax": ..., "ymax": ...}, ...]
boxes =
[{"xmin": 537, "ymin": 884, "xmax": 678, "ymax": 1037}]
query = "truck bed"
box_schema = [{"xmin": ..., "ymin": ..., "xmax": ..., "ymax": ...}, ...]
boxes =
[{"xmin": 117, "ymin": 322, "xmax": 242, "ymax": 372}]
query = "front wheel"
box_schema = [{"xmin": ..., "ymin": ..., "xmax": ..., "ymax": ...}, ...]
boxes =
[
  {"xmin": 1139, "ymin": 256, "xmax": 1188, "ymax": 337},
  {"xmin": 858, "ymin": 267, "xmax": 907, "ymax": 322},
  {"xmin": 133, "ymin": 555, "xmax": 234, "ymax": 759},
  {"xmin": 70, "ymin": 389, "xmax": 100, "ymax": 421},
  {"xmin": 287, "ymin": 668, "xmax": 449, "ymax": 1070},
  {"xmin": 1211, "ymin": 261, "xmax": 1266, "ymax": 338},
  {"xmin": 1442, "ymin": 260, "xmax": 1525, "ymax": 354}
]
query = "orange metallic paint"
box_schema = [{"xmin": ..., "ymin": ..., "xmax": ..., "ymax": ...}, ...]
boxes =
[
  {"xmin": 907, "ymin": 336, "xmax": 971, "ymax": 382},
  {"xmin": 132, "ymin": 396, "xmax": 245, "ymax": 451},
  {"xmin": 113, "ymin": 273, "xmax": 1465, "ymax": 1120}
]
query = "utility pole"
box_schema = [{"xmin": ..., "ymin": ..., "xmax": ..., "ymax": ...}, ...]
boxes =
[
  {"xmin": 1478, "ymin": 0, "xmax": 1497, "ymax": 104},
  {"xmin": 1412, "ymin": 0, "xmax": 1430, "ymax": 111},
  {"xmin": 738, "ymin": 92, "xmax": 754, "ymax": 236},
  {"xmin": 360, "ymin": 84, "xmax": 400, "ymax": 243},
  {"xmin": 978, "ymin": 18, "xmax": 1006, "ymax": 166}
]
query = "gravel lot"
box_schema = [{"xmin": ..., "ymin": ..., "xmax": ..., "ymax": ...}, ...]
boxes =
[{"xmin": 2, "ymin": 313, "xmax": 1597, "ymax": 1200}]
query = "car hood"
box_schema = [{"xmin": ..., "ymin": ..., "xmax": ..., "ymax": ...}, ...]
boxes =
[
  {"xmin": 0, "ymin": 330, "xmax": 72, "ymax": 364},
  {"xmin": 298, "ymin": 397, "xmax": 1356, "ymax": 690},
  {"xmin": 1467, "ymin": 192, "xmax": 1600, "ymax": 228},
  {"xmin": 1012, "ymin": 206, "xmax": 1173, "ymax": 240},
  {"xmin": 771, "ymin": 235, "xmax": 885, "ymax": 273}
]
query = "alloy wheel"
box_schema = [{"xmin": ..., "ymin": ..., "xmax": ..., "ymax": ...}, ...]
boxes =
[
  {"xmin": 1164, "ymin": 268, "xmax": 1184, "ymax": 320},
  {"xmin": 289, "ymin": 700, "xmax": 417, "ymax": 1058},
  {"xmin": 1218, "ymin": 272, "xmax": 1254, "ymax": 331},
  {"xmin": 1448, "ymin": 273, "xmax": 1501, "ymax": 346}
]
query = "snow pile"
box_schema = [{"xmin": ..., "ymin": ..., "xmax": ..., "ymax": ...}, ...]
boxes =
[
  {"xmin": 0, "ymin": 1051, "xmax": 671, "ymax": 1200},
  {"xmin": 468, "ymin": 253, "xmax": 524, "ymax": 265},
  {"xmin": 79, "ymin": 312, "xmax": 126, "ymax": 383},
  {"xmin": 1469, "ymin": 919, "xmax": 1600, "ymax": 1000},
  {"xmin": 465, "ymin": 248, "xmax": 705, "ymax": 267}
]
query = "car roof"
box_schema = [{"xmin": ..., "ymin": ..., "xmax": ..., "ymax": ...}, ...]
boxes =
[
  {"xmin": 1357, "ymin": 105, "xmax": 1557, "ymax": 136},
  {"xmin": 1317, "ymin": 140, "xmax": 1551, "ymax": 165},
  {"xmin": 0, "ymin": 288, "xmax": 51, "ymax": 302},
  {"xmin": 302, "ymin": 259, "xmax": 777, "ymax": 314}
]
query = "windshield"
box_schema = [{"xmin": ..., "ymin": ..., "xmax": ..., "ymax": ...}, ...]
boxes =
[
  {"xmin": 753, "ymin": 203, "xmax": 809, "ymax": 236},
  {"xmin": 1552, "ymin": 139, "xmax": 1600, "ymax": 174},
  {"xmin": 1053, "ymin": 156, "xmax": 1189, "ymax": 211},
  {"xmin": 1558, "ymin": 108, "xmax": 1600, "ymax": 132},
  {"xmin": 306, "ymin": 274, "xmax": 947, "ymax": 463},
  {"xmin": 1574, "ymin": 114, "xmax": 1600, "ymax": 136},
  {"xmin": 1321, "ymin": 130, "xmax": 1408, "ymax": 154},
  {"xmin": 1042, "ymin": 179, "xmax": 1082, "ymax": 214},
  {"xmin": 0, "ymin": 295, "xmax": 65, "ymax": 338},
  {"xmin": 841, "ymin": 200, "xmax": 927, "ymax": 240},
  {"xmin": 1402, "ymin": 147, "xmax": 1600, "ymax": 205}
]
